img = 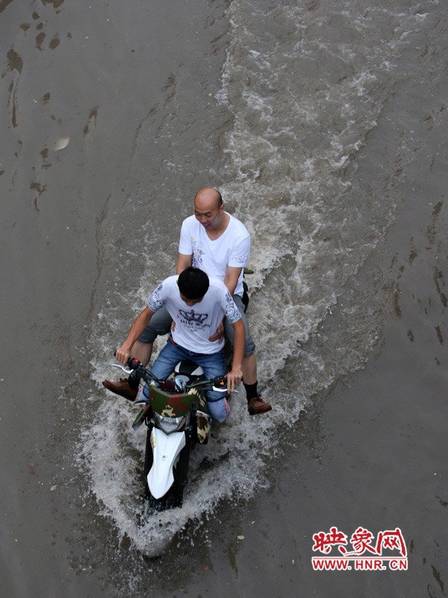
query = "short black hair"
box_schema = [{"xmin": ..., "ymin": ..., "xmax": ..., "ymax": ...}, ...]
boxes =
[{"xmin": 177, "ymin": 267, "xmax": 209, "ymax": 300}]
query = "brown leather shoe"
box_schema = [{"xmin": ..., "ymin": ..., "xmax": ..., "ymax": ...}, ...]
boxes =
[
  {"xmin": 247, "ymin": 396, "xmax": 272, "ymax": 415},
  {"xmin": 102, "ymin": 378, "xmax": 138, "ymax": 401}
]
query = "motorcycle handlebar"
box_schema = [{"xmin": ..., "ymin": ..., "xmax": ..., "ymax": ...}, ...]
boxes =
[
  {"xmin": 113, "ymin": 352, "xmax": 227, "ymax": 389},
  {"xmin": 126, "ymin": 356, "xmax": 142, "ymax": 370},
  {"xmin": 113, "ymin": 350, "xmax": 141, "ymax": 369}
]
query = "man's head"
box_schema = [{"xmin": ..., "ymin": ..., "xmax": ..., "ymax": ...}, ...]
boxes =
[
  {"xmin": 177, "ymin": 267, "xmax": 209, "ymax": 305},
  {"xmin": 194, "ymin": 187, "xmax": 224, "ymax": 231}
]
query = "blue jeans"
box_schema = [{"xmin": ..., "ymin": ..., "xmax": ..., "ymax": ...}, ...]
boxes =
[{"xmin": 150, "ymin": 339, "xmax": 230, "ymax": 422}]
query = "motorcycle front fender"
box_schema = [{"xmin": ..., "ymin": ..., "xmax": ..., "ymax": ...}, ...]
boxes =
[{"xmin": 147, "ymin": 428, "xmax": 186, "ymax": 499}]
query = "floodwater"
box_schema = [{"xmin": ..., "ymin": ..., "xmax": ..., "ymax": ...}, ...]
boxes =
[{"xmin": 1, "ymin": 0, "xmax": 447, "ymax": 596}]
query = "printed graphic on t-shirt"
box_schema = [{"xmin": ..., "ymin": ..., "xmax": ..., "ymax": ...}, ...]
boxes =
[
  {"xmin": 178, "ymin": 308, "xmax": 209, "ymax": 328},
  {"xmin": 148, "ymin": 283, "xmax": 164, "ymax": 311},
  {"xmin": 224, "ymin": 292, "xmax": 241, "ymax": 323},
  {"xmin": 192, "ymin": 244, "xmax": 205, "ymax": 269},
  {"xmin": 231, "ymin": 252, "xmax": 248, "ymax": 266}
]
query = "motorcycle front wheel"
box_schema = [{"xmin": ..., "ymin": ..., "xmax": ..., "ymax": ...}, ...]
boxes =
[{"xmin": 143, "ymin": 426, "xmax": 191, "ymax": 510}]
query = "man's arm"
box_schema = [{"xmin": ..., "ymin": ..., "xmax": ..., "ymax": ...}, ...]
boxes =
[
  {"xmin": 227, "ymin": 319, "xmax": 245, "ymax": 391},
  {"xmin": 224, "ymin": 266, "xmax": 243, "ymax": 296},
  {"xmin": 226, "ymin": 233, "xmax": 250, "ymax": 294},
  {"xmin": 208, "ymin": 266, "xmax": 243, "ymax": 342},
  {"xmin": 176, "ymin": 253, "xmax": 192, "ymax": 274},
  {"xmin": 116, "ymin": 307, "xmax": 154, "ymax": 364}
]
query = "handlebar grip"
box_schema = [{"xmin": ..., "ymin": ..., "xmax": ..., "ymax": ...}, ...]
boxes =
[
  {"xmin": 213, "ymin": 375, "xmax": 227, "ymax": 389},
  {"xmin": 127, "ymin": 357, "xmax": 142, "ymax": 370},
  {"xmin": 113, "ymin": 351, "xmax": 141, "ymax": 370}
]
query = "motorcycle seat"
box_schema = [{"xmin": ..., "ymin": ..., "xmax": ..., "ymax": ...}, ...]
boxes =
[{"xmin": 174, "ymin": 360, "xmax": 204, "ymax": 378}]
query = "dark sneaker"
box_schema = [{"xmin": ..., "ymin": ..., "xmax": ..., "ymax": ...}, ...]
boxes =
[
  {"xmin": 102, "ymin": 378, "xmax": 138, "ymax": 401},
  {"xmin": 247, "ymin": 396, "xmax": 272, "ymax": 415}
]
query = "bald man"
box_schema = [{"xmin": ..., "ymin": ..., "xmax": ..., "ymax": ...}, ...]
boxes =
[{"xmin": 103, "ymin": 187, "xmax": 271, "ymax": 415}]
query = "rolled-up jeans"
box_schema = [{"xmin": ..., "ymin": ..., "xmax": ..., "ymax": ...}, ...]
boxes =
[
  {"xmin": 150, "ymin": 338, "xmax": 230, "ymax": 422},
  {"xmin": 140, "ymin": 295, "xmax": 256, "ymax": 356}
]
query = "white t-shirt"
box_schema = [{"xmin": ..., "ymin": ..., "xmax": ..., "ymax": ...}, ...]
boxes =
[
  {"xmin": 147, "ymin": 275, "xmax": 241, "ymax": 354},
  {"xmin": 178, "ymin": 214, "xmax": 250, "ymax": 297}
]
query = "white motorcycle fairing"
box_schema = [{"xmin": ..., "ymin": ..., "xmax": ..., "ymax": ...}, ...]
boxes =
[{"xmin": 147, "ymin": 428, "xmax": 186, "ymax": 499}]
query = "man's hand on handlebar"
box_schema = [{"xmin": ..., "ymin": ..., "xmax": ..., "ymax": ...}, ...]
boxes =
[
  {"xmin": 226, "ymin": 365, "xmax": 243, "ymax": 392},
  {"xmin": 116, "ymin": 343, "xmax": 132, "ymax": 365}
]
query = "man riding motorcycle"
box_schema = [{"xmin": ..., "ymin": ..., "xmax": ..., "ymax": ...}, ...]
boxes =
[{"xmin": 114, "ymin": 267, "xmax": 245, "ymax": 422}]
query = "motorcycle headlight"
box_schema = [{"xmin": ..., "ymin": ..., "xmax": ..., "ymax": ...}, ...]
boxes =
[{"xmin": 153, "ymin": 412, "xmax": 187, "ymax": 434}]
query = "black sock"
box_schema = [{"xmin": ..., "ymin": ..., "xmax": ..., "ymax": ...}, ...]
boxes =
[{"xmin": 244, "ymin": 382, "xmax": 258, "ymax": 401}]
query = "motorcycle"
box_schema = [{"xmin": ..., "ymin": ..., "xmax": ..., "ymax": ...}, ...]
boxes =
[{"xmin": 111, "ymin": 357, "xmax": 228, "ymax": 510}]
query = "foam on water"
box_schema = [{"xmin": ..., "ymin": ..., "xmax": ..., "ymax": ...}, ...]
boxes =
[
  {"xmin": 216, "ymin": 0, "xmax": 432, "ymax": 378},
  {"xmin": 80, "ymin": 0, "xmax": 436, "ymax": 555}
]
